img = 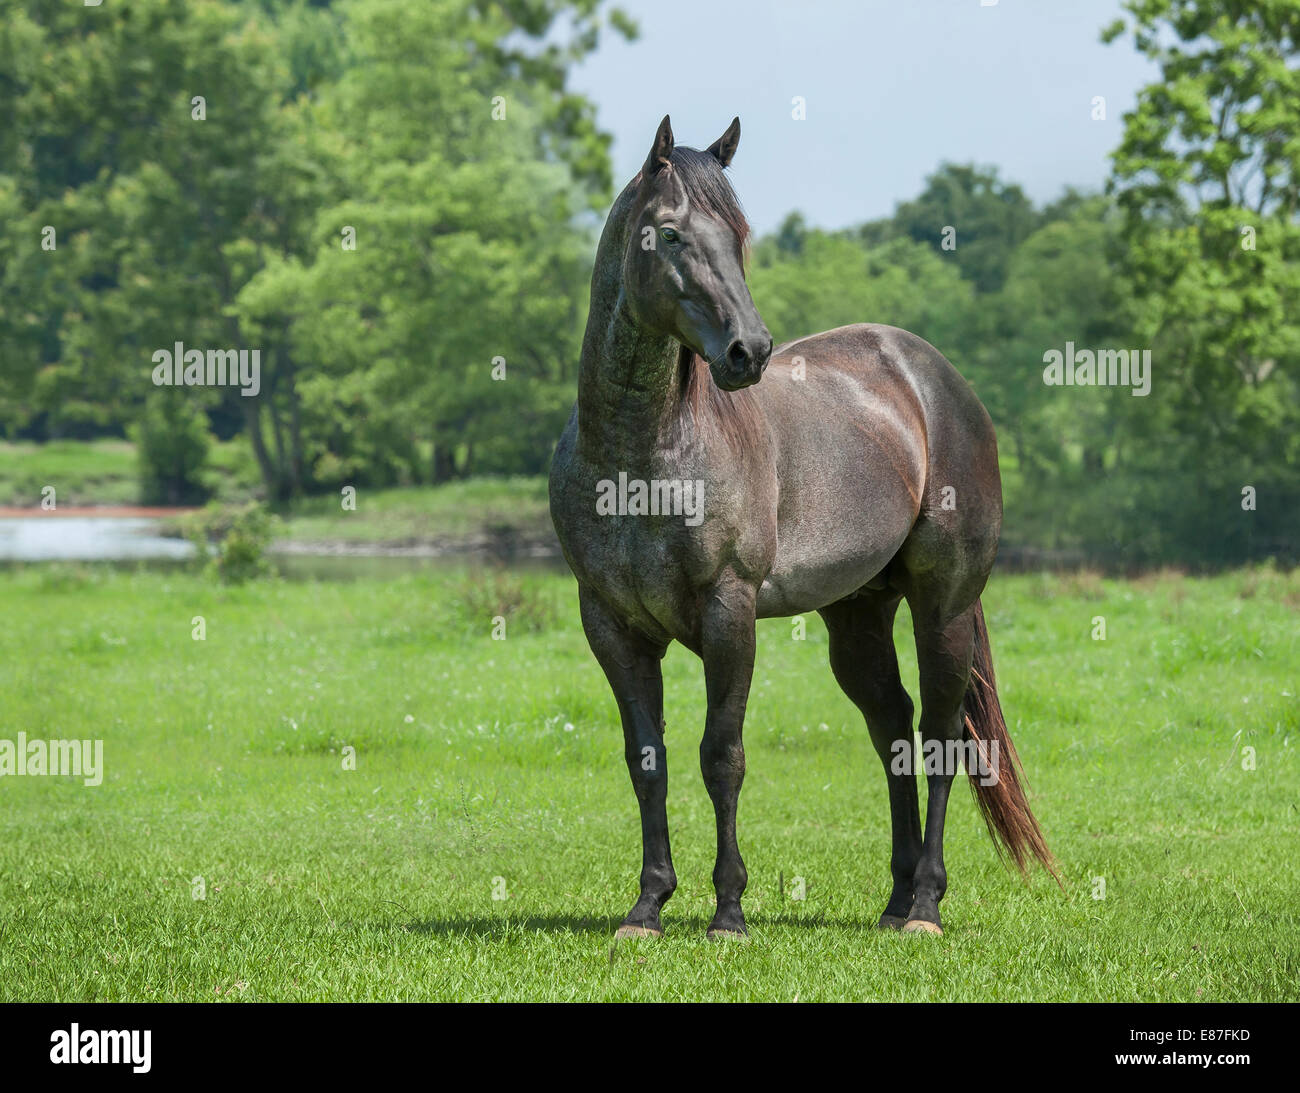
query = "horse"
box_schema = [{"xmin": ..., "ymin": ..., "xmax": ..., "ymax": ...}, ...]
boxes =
[{"xmin": 548, "ymin": 115, "xmax": 1056, "ymax": 940}]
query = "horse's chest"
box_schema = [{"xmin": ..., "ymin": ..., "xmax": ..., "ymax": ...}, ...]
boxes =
[
  {"xmin": 552, "ymin": 465, "xmax": 705, "ymax": 642},
  {"xmin": 572, "ymin": 518, "xmax": 700, "ymax": 637}
]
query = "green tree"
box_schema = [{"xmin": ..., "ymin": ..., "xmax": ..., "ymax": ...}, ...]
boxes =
[
  {"xmin": 0, "ymin": 0, "xmax": 320, "ymax": 474},
  {"xmin": 133, "ymin": 391, "xmax": 214, "ymax": 506},
  {"xmin": 234, "ymin": 0, "xmax": 632, "ymax": 489},
  {"xmin": 967, "ymin": 197, "xmax": 1137, "ymax": 554},
  {"xmin": 749, "ymin": 229, "xmax": 975, "ymax": 356},
  {"xmin": 1103, "ymin": 0, "xmax": 1300, "ymax": 563},
  {"xmin": 890, "ymin": 163, "xmax": 1039, "ymax": 294},
  {"xmin": 0, "ymin": 0, "xmax": 632, "ymax": 500}
]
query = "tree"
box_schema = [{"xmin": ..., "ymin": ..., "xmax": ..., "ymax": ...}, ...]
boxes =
[
  {"xmin": 890, "ymin": 164, "xmax": 1039, "ymax": 294},
  {"xmin": 967, "ymin": 197, "xmax": 1136, "ymax": 554},
  {"xmin": 0, "ymin": 0, "xmax": 633, "ymax": 500},
  {"xmin": 1103, "ymin": 0, "xmax": 1300, "ymax": 563},
  {"xmin": 0, "ymin": 0, "xmax": 320, "ymax": 472},
  {"xmin": 748, "ymin": 228, "xmax": 974, "ymax": 356},
  {"xmin": 233, "ymin": 0, "xmax": 632, "ymax": 490}
]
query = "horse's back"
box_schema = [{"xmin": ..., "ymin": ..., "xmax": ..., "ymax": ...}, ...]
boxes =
[{"xmin": 771, "ymin": 322, "xmax": 991, "ymax": 427}]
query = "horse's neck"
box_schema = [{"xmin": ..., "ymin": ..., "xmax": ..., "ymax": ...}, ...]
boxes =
[{"xmin": 576, "ymin": 203, "xmax": 685, "ymax": 468}]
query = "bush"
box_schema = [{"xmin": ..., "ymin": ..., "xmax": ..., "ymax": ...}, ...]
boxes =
[
  {"xmin": 181, "ymin": 501, "xmax": 278, "ymax": 584},
  {"xmin": 449, "ymin": 568, "xmax": 557, "ymax": 634}
]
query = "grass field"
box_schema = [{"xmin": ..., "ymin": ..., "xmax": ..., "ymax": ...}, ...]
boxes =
[
  {"xmin": 0, "ymin": 440, "xmax": 140, "ymax": 507},
  {"xmin": 279, "ymin": 477, "xmax": 552, "ymax": 546},
  {"xmin": 0, "ymin": 439, "xmax": 259, "ymax": 508},
  {"xmin": 0, "ymin": 563, "xmax": 1296, "ymax": 1001}
]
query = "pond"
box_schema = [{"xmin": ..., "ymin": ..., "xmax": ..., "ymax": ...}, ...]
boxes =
[
  {"xmin": 0, "ymin": 514, "xmax": 566, "ymax": 580},
  {"xmin": 0, "ymin": 516, "xmax": 194, "ymax": 562}
]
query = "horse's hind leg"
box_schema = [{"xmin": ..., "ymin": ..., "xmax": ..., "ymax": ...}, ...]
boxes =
[
  {"xmin": 579, "ymin": 586, "xmax": 676, "ymax": 939},
  {"xmin": 819, "ymin": 592, "xmax": 922, "ymax": 930},
  {"xmin": 901, "ymin": 599, "xmax": 978, "ymax": 935}
]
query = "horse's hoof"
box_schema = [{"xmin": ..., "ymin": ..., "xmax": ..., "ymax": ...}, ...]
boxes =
[
  {"xmin": 706, "ymin": 927, "xmax": 749, "ymax": 942},
  {"xmin": 876, "ymin": 914, "xmax": 907, "ymax": 931},
  {"xmin": 613, "ymin": 924, "xmax": 662, "ymax": 941},
  {"xmin": 901, "ymin": 919, "xmax": 943, "ymax": 936}
]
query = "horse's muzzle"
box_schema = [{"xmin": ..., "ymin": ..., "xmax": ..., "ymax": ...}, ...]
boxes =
[{"xmin": 711, "ymin": 334, "xmax": 772, "ymax": 391}]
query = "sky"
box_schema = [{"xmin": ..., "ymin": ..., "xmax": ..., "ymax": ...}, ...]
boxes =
[{"xmin": 567, "ymin": 0, "xmax": 1158, "ymax": 235}]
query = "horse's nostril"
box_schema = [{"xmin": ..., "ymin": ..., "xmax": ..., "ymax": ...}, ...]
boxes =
[{"xmin": 727, "ymin": 341, "xmax": 751, "ymax": 371}]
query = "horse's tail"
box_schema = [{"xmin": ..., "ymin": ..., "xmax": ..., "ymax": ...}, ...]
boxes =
[{"xmin": 962, "ymin": 599, "xmax": 1061, "ymax": 884}]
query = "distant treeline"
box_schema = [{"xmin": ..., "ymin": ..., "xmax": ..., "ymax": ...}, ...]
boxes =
[{"xmin": 1, "ymin": 0, "xmax": 1297, "ymax": 566}]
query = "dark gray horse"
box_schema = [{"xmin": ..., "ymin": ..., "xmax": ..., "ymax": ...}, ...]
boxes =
[{"xmin": 549, "ymin": 116, "xmax": 1055, "ymax": 940}]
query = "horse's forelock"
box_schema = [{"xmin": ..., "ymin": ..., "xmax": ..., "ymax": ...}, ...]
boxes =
[
  {"xmin": 670, "ymin": 146, "xmax": 751, "ymax": 252},
  {"xmin": 637, "ymin": 146, "xmax": 751, "ymax": 257}
]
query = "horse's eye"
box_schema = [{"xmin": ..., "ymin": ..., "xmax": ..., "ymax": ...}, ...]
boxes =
[{"xmin": 659, "ymin": 226, "xmax": 680, "ymax": 244}]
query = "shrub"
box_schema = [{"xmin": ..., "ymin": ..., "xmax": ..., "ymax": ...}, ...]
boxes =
[
  {"xmin": 450, "ymin": 568, "xmax": 557, "ymax": 634},
  {"xmin": 181, "ymin": 501, "xmax": 278, "ymax": 584}
]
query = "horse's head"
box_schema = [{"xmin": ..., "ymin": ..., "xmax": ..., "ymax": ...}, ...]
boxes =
[{"xmin": 624, "ymin": 115, "xmax": 772, "ymax": 391}]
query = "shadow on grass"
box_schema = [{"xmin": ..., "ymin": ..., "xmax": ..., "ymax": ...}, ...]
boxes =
[
  {"xmin": 397, "ymin": 908, "xmax": 882, "ymax": 938},
  {"xmin": 404, "ymin": 913, "xmax": 619, "ymax": 938}
]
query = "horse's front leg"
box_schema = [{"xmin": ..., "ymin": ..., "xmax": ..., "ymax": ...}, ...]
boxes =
[
  {"xmin": 699, "ymin": 576, "xmax": 757, "ymax": 939},
  {"xmin": 579, "ymin": 587, "xmax": 675, "ymax": 938}
]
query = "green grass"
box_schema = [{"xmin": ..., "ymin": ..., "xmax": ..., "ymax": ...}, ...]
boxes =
[
  {"xmin": 0, "ymin": 564, "xmax": 1296, "ymax": 1001},
  {"xmin": 0, "ymin": 439, "xmax": 140, "ymax": 506},
  {"xmin": 0, "ymin": 438, "xmax": 260, "ymax": 507},
  {"xmin": 280, "ymin": 477, "xmax": 552, "ymax": 545}
]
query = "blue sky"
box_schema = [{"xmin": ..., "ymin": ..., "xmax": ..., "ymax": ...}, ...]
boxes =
[{"xmin": 568, "ymin": 0, "xmax": 1157, "ymax": 234}]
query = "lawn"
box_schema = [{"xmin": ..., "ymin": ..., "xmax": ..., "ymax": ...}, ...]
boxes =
[
  {"xmin": 0, "ymin": 439, "xmax": 140, "ymax": 507},
  {"xmin": 0, "ymin": 438, "xmax": 260, "ymax": 508},
  {"xmin": 278, "ymin": 477, "xmax": 552, "ymax": 546},
  {"xmin": 0, "ymin": 564, "xmax": 1296, "ymax": 1001}
]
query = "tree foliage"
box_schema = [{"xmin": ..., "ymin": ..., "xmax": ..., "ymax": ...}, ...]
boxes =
[
  {"xmin": 1101, "ymin": 0, "xmax": 1300, "ymax": 561},
  {"xmin": 1, "ymin": 0, "xmax": 1295, "ymax": 565}
]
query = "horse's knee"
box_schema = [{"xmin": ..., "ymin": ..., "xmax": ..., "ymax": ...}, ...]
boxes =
[{"xmin": 699, "ymin": 737, "xmax": 745, "ymax": 797}]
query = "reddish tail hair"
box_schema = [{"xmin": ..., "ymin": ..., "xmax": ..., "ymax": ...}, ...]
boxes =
[{"xmin": 962, "ymin": 599, "xmax": 1060, "ymax": 884}]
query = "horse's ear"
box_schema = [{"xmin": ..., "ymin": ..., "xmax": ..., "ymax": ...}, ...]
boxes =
[
  {"xmin": 706, "ymin": 117, "xmax": 741, "ymax": 168},
  {"xmin": 643, "ymin": 114, "xmax": 674, "ymax": 178}
]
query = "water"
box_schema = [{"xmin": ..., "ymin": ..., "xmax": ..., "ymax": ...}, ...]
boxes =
[
  {"xmin": 0, "ymin": 515, "xmax": 565, "ymax": 580},
  {"xmin": 0, "ymin": 516, "xmax": 195, "ymax": 562}
]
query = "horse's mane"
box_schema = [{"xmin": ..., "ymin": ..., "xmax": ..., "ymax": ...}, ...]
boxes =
[{"xmin": 678, "ymin": 344, "xmax": 765, "ymax": 454}]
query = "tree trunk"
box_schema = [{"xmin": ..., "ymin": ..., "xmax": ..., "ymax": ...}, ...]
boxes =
[
  {"xmin": 280, "ymin": 326, "xmax": 305, "ymax": 496},
  {"xmin": 433, "ymin": 442, "xmax": 455, "ymax": 484},
  {"xmin": 243, "ymin": 398, "xmax": 279, "ymax": 502},
  {"xmin": 267, "ymin": 396, "xmax": 292, "ymax": 505}
]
